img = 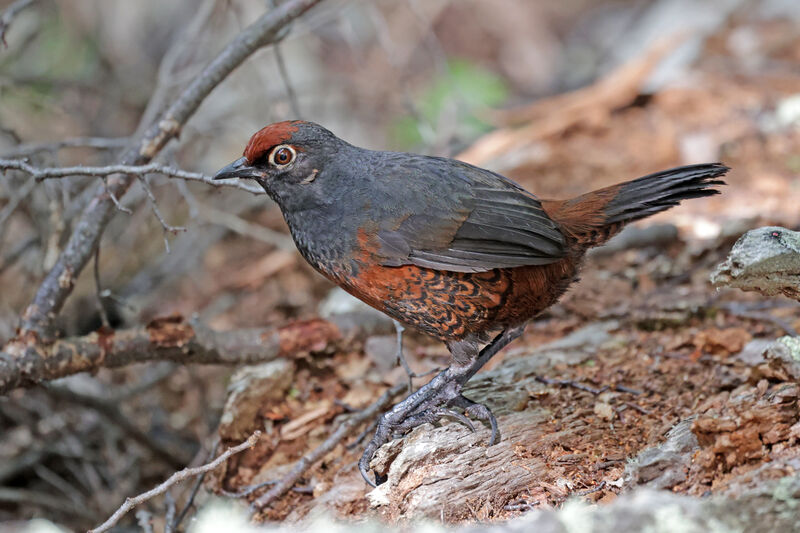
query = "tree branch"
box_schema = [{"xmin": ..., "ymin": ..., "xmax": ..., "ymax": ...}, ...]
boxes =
[
  {"xmin": 17, "ymin": 0, "xmax": 324, "ymax": 341},
  {"xmin": 0, "ymin": 0, "xmax": 35, "ymax": 47},
  {"xmin": 0, "ymin": 159, "xmax": 264, "ymax": 195},
  {"xmin": 1, "ymin": 136, "xmax": 129, "ymax": 158},
  {"xmin": 89, "ymin": 431, "xmax": 261, "ymax": 533},
  {"xmin": 0, "ymin": 313, "xmax": 391, "ymax": 396}
]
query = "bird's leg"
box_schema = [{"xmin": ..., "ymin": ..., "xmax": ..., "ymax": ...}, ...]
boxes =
[
  {"xmin": 359, "ymin": 325, "xmax": 525, "ymax": 486},
  {"xmin": 393, "ymin": 319, "xmax": 438, "ymax": 393},
  {"xmin": 393, "ymin": 320, "xmax": 414, "ymax": 392}
]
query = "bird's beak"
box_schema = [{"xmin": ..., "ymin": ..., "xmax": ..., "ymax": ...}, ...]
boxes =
[{"xmin": 213, "ymin": 157, "xmax": 262, "ymax": 180}]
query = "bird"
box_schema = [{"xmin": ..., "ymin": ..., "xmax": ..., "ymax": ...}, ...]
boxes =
[{"xmin": 215, "ymin": 120, "xmax": 727, "ymax": 486}]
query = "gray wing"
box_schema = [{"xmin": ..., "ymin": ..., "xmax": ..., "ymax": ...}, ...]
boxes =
[{"xmin": 372, "ymin": 155, "xmax": 566, "ymax": 273}]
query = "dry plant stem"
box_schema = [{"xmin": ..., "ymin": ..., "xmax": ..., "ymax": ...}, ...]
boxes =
[
  {"xmin": 15, "ymin": 0, "xmax": 324, "ymax": 341},
  {"xmin": 136, "ymin": 175, "xmax": 187, "ymax": 252},
  {"xmin": 0, "ymin": 315, "xmax": 380, "ymax": 395},
  {"xmin": 251, "ymin": 382, "xmax": 407, "ymax": 511},
  {"xmin": 535, "ymin": 376, "xmax": 609, "ymax": 395},
  {"xmin": 274, "ymin": 44, "xmax": 301, "ymax": 117},
  {"xmin": 0, "ymin": 159, "xmax": 264, "ymax": 195},
  {"xmin": 90, "ymin": 431, "xmax": 261, "ymax": 533},
  {"xmin": 172, "ymin": 441, "xmax": 220, "ymax": 531},
  {"xmin": 0, "ymin": 0, "xmax": 35, "ymax": 47},
  {"xmin": 574, "ymin": 480, "xmax": 606, "ymax": 497},
  {"xmin": 0, "ymin": 175, "xmax": 36, "ymax": 229}
]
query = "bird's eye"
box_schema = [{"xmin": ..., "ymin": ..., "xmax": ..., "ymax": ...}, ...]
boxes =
[{"xmin": 269, "ymin": 145, "xmax": 296, "ymax": 167}]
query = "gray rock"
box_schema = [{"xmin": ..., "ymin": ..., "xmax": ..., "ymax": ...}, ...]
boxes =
[
  {"xmin": 624, "ymin": 418, "xmax": 699, "ymax": 489},
  {"xmin": 711, "ymin": 226, "xmax": 800, "ymax": 300}
]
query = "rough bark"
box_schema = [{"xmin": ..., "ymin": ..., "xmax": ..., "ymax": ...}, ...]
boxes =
[
  {"xmin": 191, "ymin": 469, "xmax": 800, "ymax": 533},
  {"xmin": 364, "ymin": 322, "xmax": 619, "ymax": 520},
  {"xmin": 0, "ymin": 311, "xmax": 391, "ymax": 395}
]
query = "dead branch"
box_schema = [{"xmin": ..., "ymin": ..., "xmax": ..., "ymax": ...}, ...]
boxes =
[
  {"xmin": 0, "ymin": 158, "xmax": 264, "ymax": 195},
  {"xmin": 89, "ymin": 431, "xmax": 261, "ymax": 533},
  {"xmin": 250, "ymin": 381, "xmax": 407, "ymax": 511},
  {"xmin": 44, "ymin": 385, "xmax": 191, "ymax": 468},
  {"xmin": 0, "ymin": 173, "xmax": 36, "ymax": 228},
  {"xmin": 1, "ymin": 136, "xmax": 129, "ymax": 158},
  {"xmin": 192, "ymin": 201, "xmax": 295, "ymax": 250},
  {"xmin": 0, "ymin": 0, "xmax": 35, "ymax": 47},
  {"xmin": 136, "ymin": 175, "xmax": 187, "ymax": 252},
  {"xmin": 16, "ymin": 0, "xmax": 324, "ymax": 341},
  {"xmin": 0, "ymin": 313, "xmax": 391, "ymax": 395}
]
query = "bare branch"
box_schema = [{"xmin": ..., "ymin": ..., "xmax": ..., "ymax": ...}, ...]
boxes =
[
  {"xmin": 251, "ymin": 382, "xmax": 406, "ymax": 510},
  {"xmin": 136, "ymin": 175, "xmax": 187, "ymax": 253},
  {"xmin": 0, "ymin": 172, "xmax": 36, "ymax": 229},
  {"xmin": 1, "ymin": 136, "xmax": 129, "ymax": 158},
  {"xmin": 171, "ymin": 442, "xmax": 219, "ymax": 531},
  {"xmin": 17, "ymin": 0, "xmax": 324, "ymax": 340},
  {"xmin": 0, "ymin": 312, "xmax": 391, "ymax": 395},
  {"xmin": 193, "ymin": 201, "xmax": 295, "ymax": 250},
  {"xmin": 93, "ymin": 245, "xmax": 110, "ymax": 328},
  {"xmin": 274, "ymin": 44, "xmax": 301, "ymax": 117},
  {"xmin": 89, "ymin": 431, "xmax": 261, "ymax": 533},
  {"xmin": 0, "ymin": 0, "xmax": 35, "ymax": 48},
  {"xmin": 0, "ymin": 158, "xmax": 264, "ymax": 195}
]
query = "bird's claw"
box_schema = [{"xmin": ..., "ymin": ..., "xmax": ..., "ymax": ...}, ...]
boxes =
[
  {"xmin": 358, "ymin": 394, "xmax": 497, "ymax": 486},
  {"xmin": 451, "ymin": 394, "xmax": 499, "ymax": 445}
]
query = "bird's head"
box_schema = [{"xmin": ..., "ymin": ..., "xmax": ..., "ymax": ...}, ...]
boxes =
[{"xmin": 214, "ymin": 120, "xmax": 346, "ymax": 202}]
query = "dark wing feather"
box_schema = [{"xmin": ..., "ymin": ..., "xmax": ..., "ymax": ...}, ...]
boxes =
[{"xmin": 371, "ymin": 154, "xmax": 565, "ymax": 273}]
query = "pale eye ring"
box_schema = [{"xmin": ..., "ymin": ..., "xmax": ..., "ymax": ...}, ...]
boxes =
[{"xmin": 269, "ymin": 145, "xmax": 296, "ymax": 167}]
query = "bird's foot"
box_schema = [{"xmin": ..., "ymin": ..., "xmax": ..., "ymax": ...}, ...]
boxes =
[
  {"xmin": 358, "ymin": 367, "xmax": 497, "ymax": 486},
  {"xmin": 449, "ymin": 394, "xmax": 498, "ymax": 445}
]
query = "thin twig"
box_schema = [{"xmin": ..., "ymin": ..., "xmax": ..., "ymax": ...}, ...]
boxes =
[
  {"xmin": 0, "ymin": 0, "xmax": 35, "ymax": 47},
  {"xmin": 193, "ymin": 201, "xmax": 294, "ymax": 250},
  {"xmin": 0, "ymin": 173, "xmax": 36, "ymax": 229},
  {"xmin": 624, "ymin": 401, "xmax": 652, "ymax": 415},
  {"xmin": 1, "ymin": 136, "xmax": 128, "ymax": 158},
  {"xmin": 0, "ymin": 158, "xmax": 264, "ymax": 195},
  {"xmin": 0, "ymin": 235, "xmax": 37, "ymax": 273},
  {"xmin": 274, "ymin": 44, "xmax": 301, "ymax": 117},
  {"xmin": 171, "ymin": 440, "xmax": 219, "ymax": 532},
  {"xmin": 90, "ymin": 431, "xmax": 260, "ymax": 533},
  {"xmin": 220, "ymin": 479, "xmax": 312, "ymax": 498},
  {"xmin": 93, "ymin": 244, "xmax": 110, "ymax": 328},
  {"xmin": 574, "ymin": 480, "xmax": 607, "ymax": 497},
  {"xmin": 0, "ymin": 486, "xmax": 96, "ymax": 521},
  {"xmin": 535, "ymin": 376, "xmax": 609, "ymax": 395},
  {"xmin": 727, "ymin": 309, "xmax": 799, "ymax": 337},
  {"xmin": 101, "ymin": 177, "xmax": 132, "ymax": 214},
  {"xmin": 613, "ymin": 384, "xmax": 642, "ymax": 395},
  {"xmin": 251, "ymin": 382, "xmax": 406, "ymax": 511},
  {"xmin": 137, "ymin": 176, "xmax": 186, "ymax": 253}
]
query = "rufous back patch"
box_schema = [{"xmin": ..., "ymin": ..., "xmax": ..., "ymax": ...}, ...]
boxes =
[{"xmin": 243, "ymin": 120, "xmax": 304, "ymax": 163}]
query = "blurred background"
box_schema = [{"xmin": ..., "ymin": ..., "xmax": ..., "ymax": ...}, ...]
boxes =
[{"xmin": 0, "ymin": 0, "xmax": 799, "ymax": 529}]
